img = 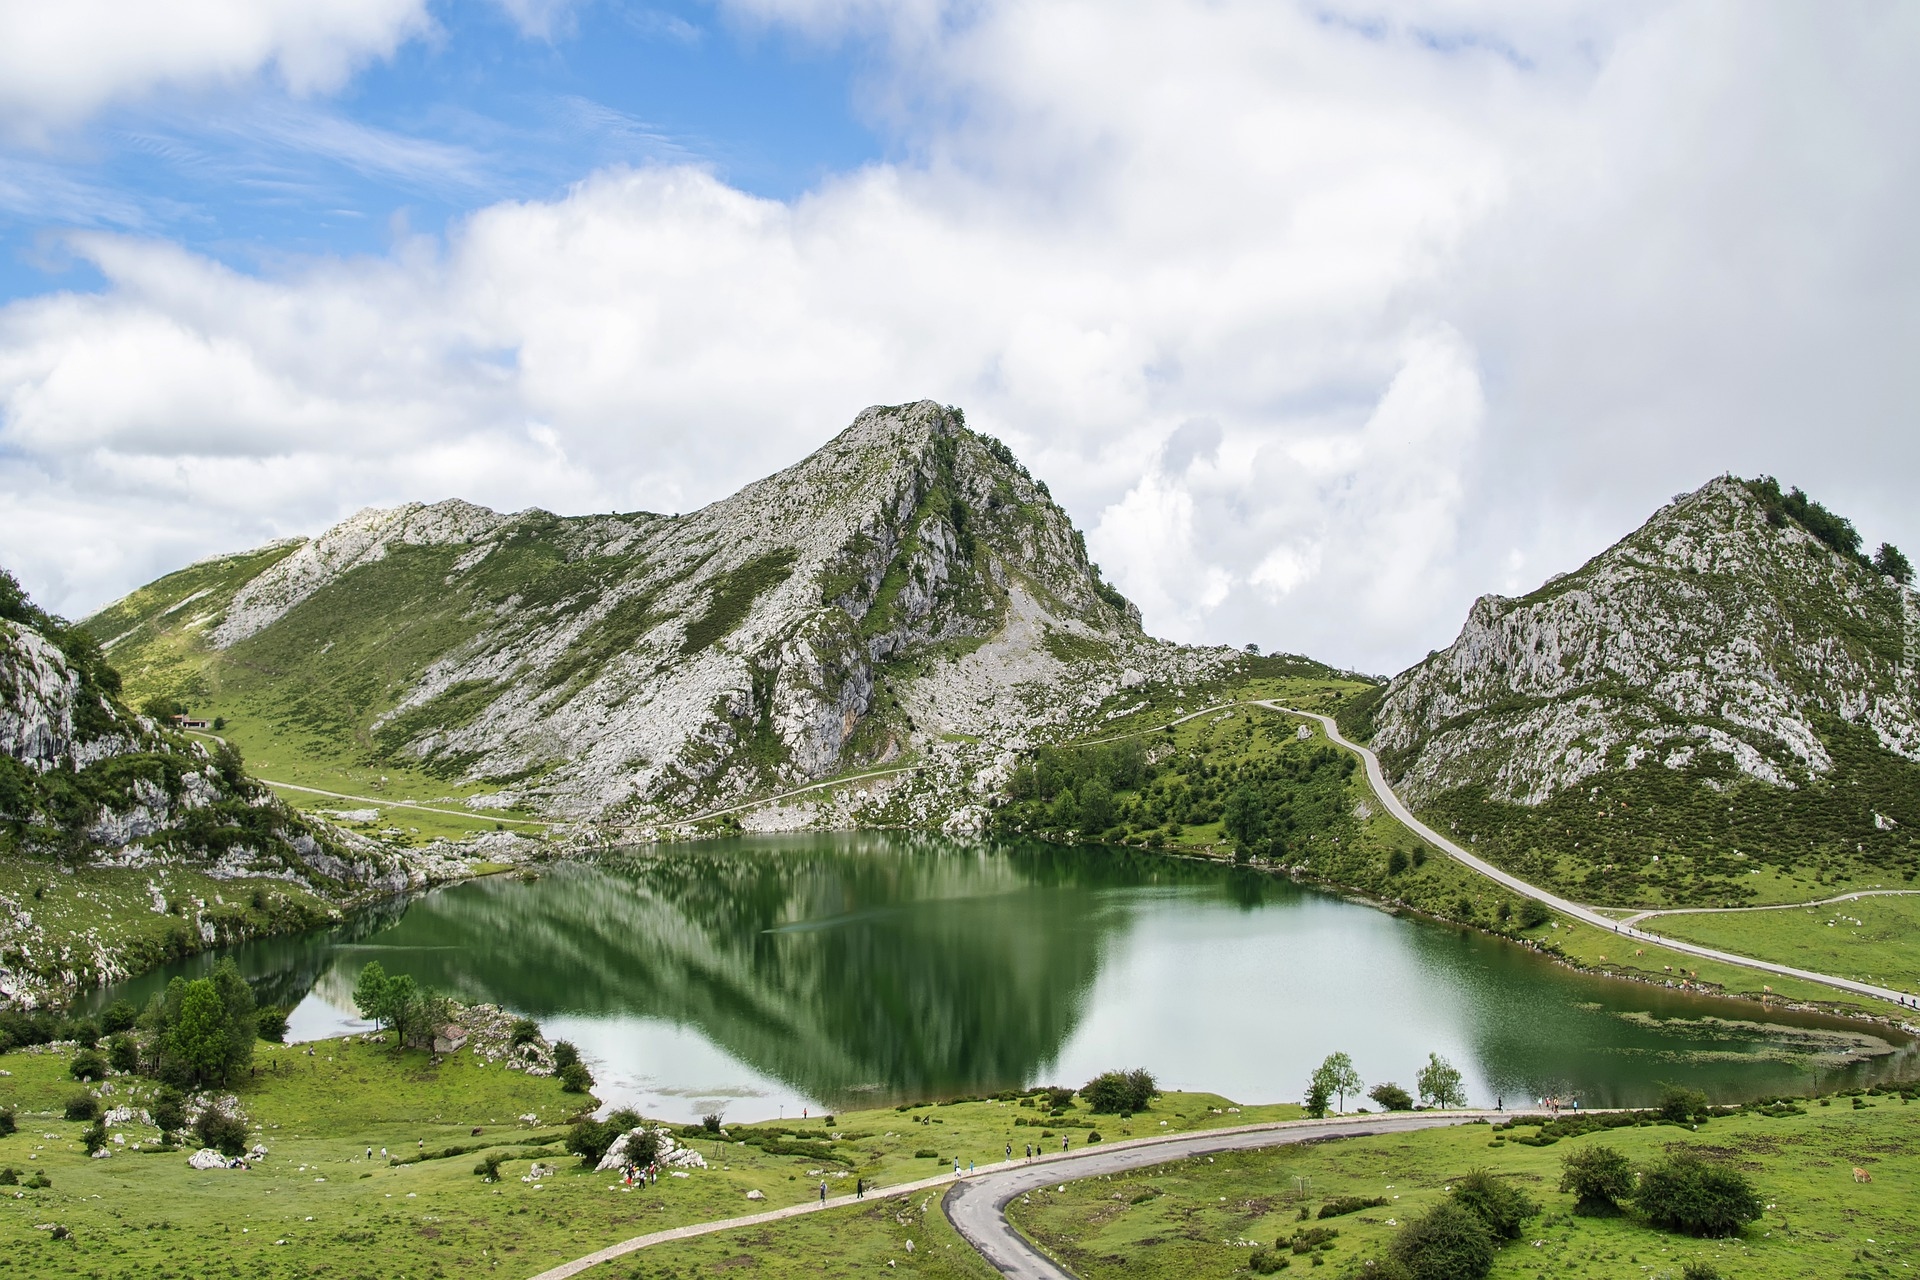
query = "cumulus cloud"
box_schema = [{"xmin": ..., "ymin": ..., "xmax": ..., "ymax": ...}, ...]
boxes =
[
  {"xmin": 1, "ymin": 0, "xmax": 1916, "ymax": 677},
  {"xmin": 0, "ymin": 0, "xmax": 433, "ymax": 141}
]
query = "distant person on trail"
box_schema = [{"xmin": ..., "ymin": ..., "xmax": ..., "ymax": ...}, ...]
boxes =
[
  {"xmin": 1062, "ymin": 1136, "xmax": 1069, "ymax": 1153},
  {"xmin": 1005, "ymin": 1143, "xmax": 1012, "ymax": 1161},
  {"xmin": 953, "ymin": 1158, "xmax": 961, "ymax": 1176},
  {"xmin": 819, "ymin": 1180, "xmax": 828, "ymax": 1204},
  {"xmin": 856, "ymin": 1177, "xmax": 864, "ymax": 1198}
]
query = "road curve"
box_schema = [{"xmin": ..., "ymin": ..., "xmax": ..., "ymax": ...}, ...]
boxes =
[
  {"xmin": 1264, "ymin": 704, "xmax": 1918, "ymax": 1009},
  {"xmin": 523, "ymin": 1112, "xmax": 1503, "ymax": 1280},
  {"xmin": 944, "ymin": 1111, "xmax": 1504, "ymax": 1279}
]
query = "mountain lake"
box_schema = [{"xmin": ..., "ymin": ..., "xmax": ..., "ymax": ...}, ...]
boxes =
[{"xmin": 91, "ymin": 833, "xmax": 1917, "ymax": 1122}]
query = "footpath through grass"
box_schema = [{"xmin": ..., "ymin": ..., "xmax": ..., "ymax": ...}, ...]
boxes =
[
  {"xmin": 0, "ymin": 1034, "xmax": 1298, "ymax": 1279},
  {"xmin": 1646, "ymin": 894, "xmax": 1920, "ymax": 1000},
  {"xmin": 1005, "ymin": 1099, "xmax": 1919, "ymax": 1280}
]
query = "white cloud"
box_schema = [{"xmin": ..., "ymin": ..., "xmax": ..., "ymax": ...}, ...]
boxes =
[
  {"xmin": 1, "ymin": 1, "xmax": 1916, "ymax": 677},
  {"xmin": 0, "ymin": 0, "xmax": 433, "ymax": 141}
]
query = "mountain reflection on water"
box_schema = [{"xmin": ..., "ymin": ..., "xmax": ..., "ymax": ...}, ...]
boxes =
[{"xmin": 95, "ymin": 833, "xmax": 1916, "ymax": 1122}]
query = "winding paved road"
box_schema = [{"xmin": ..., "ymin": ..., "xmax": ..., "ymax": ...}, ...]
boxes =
[
  {"xmin": 525, "ymin": 1111, "xmax": 1504, "ymax": 1280},
  {"xmin": 1264, "ymin": 703, "xmax": 1918, "ymax": 1010},
  {"xmin": 943, "ymin": 1111, "xmax": 1503, "ymax": 1279}
]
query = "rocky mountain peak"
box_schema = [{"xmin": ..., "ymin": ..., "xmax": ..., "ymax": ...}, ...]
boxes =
[{"xmin": 1367, "ymin": 473, "xmax": 1919, "ymax": 810}]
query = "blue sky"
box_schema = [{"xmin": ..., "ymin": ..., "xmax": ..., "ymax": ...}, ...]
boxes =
[{"xmin": 0, "ymin": 2, "xmax": 885, "ymax": 302}]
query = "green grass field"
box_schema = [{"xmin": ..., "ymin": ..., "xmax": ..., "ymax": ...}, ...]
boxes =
[
  {"xmin": 1004, "ymin": 1101, "xmax": 1918, "ymax": 1280},
  {"xmin": 1646, "ymin": 893, "xmax": 1920, "ymax": 999},
  {"xmin": 0, "ymin": 1035, "xmax": 1300, "ymax": 1279}
]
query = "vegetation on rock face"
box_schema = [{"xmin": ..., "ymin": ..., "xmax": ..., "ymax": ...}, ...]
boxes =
[
  {"xmin": 1366, "ymin": 475, "xmax": 1920, "ymax": 910},
  {"xmin": 4, "ymin": 566, "xmax": 411, "ymax": 1008}
]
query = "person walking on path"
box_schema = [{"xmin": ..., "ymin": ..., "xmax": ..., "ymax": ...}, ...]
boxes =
[
  {"xmin": 953, "ymin": 1158, "xmax": 961, "ymax": 1176},
  {"xmin": 818, "ymin": 1181, "xmax": 828, "ymax": 1204},
  {"xmin": 1061, "ymin": 1136, "xmax": 1069, "ymax": 1153},
  {"xmin": 1005, "ymin": 1143, "xmax": 1012, "ymax": 1162},
  {"xmin": 855, "ymin": 1177, "xmax": 865, "ymax": 1199}
]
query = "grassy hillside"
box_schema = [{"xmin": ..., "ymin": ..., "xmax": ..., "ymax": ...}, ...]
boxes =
[
  {"xmin": 1005, "ymin": 1093, "xmax": 1919, "ymax": 1280},
  {"xmin": 0, "ymin": 1031, "xmax": 1298, "ymax": 1279}
]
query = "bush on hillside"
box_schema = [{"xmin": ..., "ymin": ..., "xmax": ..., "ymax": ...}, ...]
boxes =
[
  {"xmin": 107, "ymin": 1033, "xmax": 139, "ymax": 1074},
  {"xmin": 195, "ymin": 1107, "xmax": 250, "ymax": 1158},
  {"xmin": 1635, "ymin": 1149, "xmax": 1763, "ymax": 1237},
  {"xmin": 255, "ymin": 1007, "xmax": 289, "ymax": 1044},
  {"xmin": 558, "ymin": 1060, "xmax": 594, "ymax": 1093},
  {"xmin": 0, "ymin": 1107, "xmax": 15, "ymax": 1136},
  {"xmin": 1449, "ymin": 1170, "xmax": 1537, "ymax": 1240},
  {"xmin": 69, "ymin": 1047, "xmax": 107, "ymax": 1082},
  {"xmin": 100, "ymin": 999, "xmax": 138, "ymax": 1035},
  {"xmin": 1387, "ymin": 1199, "xmax": 1496, "ymax": 1280},
  {"xmin": 64, "ymin": 1094, "xmax": 100, "ymax": 1122},
  {"xmin": 1658, "ymin": 1084, "xmax": 1712, "ymax": 1124},
  {"xmin": 150, "ymin": 1084, "xmax": 186, "ymax": 1135},
  {"xmin": 1559, "ymin": 1143, "xmax": 1635, "ymax": 1215},
  {"xmin": 1082, "ymin": 1068, "xmax": 1157, "ymax": 1114}
]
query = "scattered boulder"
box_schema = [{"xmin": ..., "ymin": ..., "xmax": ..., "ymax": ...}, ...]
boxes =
[{"xmin": 187, "ymin": 1148, "xmax": 245, "ymax": 1171}]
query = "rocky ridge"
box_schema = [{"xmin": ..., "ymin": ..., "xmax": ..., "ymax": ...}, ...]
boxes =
[
  {"xmin": 1, "ymin": 571, "xmax": 446, "ymax": 1006},
  {"xmin": 94, "ymin": 402, "xmax": 1235, "ymax": 832},
  {"xmin": 1366, "ymin": 476, "xmax": 1920, "ymax": 809}
]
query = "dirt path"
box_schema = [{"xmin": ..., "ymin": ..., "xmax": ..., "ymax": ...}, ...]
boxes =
[{"xmin": 1616, "ymin": 888, "xmax": 1920, "ymax": 928}]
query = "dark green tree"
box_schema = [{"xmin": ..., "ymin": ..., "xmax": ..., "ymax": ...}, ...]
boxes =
[
  {"xmin": 1369, "ymin": 1081, "xmax": 1414, "ymax": 1111},
  {"xmin": 1872, "ymin": 542, "xmax": 1913, "ymax": 584}
]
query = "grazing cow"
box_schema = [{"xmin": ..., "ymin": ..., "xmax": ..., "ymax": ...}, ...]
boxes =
[{"xmin": 1853, "ymin": 1167, "xmax": 1872, "ymax": 1184}]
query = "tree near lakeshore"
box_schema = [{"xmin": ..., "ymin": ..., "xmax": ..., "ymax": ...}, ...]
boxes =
[
  {"xmin": 1311, "ymin": 1051, "xmax": 1363, "ymax": 1113},
  {"xmin": 1369, "ymin": 1081, "xmax": 1414, "ymax": 1111},
  {"xmin": 1417, "ymin": 1053, "xmax": 1467, "ymax": 1109}
]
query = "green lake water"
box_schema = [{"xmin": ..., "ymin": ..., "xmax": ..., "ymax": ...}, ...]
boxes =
[{"xmin": 95, "ymin": 834, "xmax": 1917, "ymax": 1122}]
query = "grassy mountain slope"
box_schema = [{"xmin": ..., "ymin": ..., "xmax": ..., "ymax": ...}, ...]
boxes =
[
  {"xmin": 91, "ymin": 402, "xmax": 1234, "ymax": 831},
  {"xmin": 1356, "ymin": 475, "xmax": 1920, "ymax": 909},
  {"xmin": 1, "ymin": 569, "xmax": 428, "ymax": 1007}
]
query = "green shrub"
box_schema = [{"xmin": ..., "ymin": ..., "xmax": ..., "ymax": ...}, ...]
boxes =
[
  {"xmin": 1388, "ymin": 1200, "xmax": 1495, "ymax": 1280},
  {"xmin": 474, "ymin": 1152, "xmax": 504, "ymax": 1181},
  {"xmin": 0, "ymin": 1106, "xmax": 15, "ymax": 1136},
  {"xmin": 255, "ymin": 1008, "xmax": 289, "ymax": 1044},
  {"xmin": 1082, "ymin": 1068, "xmax": 1157, "ymax": 1114},
  {"xmin": 107, "ymin": 1033, "xmax": 139, "ymax": 1074},
  {"xmin": 1449, "ymin": 1170, "xmax": 1537, "ymax": 1240},
  {"xmin": 1319, "ymin": 1196, "xmax": 1389, "ymax": 1218},
  {"xmin": 64, "ymin": 1093, "xmax": 100, "ymax": 1122},
  {"xmin": 1658, "ymin": 1084, "xmax": 1712, "ymax": 1124},
  {"xmin": 1635, "ymin": 1149, "xmax": 1763, "ymax": 1237},
  {"xmin": 195, "ymin": 1108, "xmax": 250, "ymax": 1157},
  {"xmin": 915, "ymin": 1148, "xmax": 940, "ymax": 1159},
  {"xmin": 1517, "ymin": 899, "xmax": 1551, "ymax": 929},
  {"xmin": 551, "ymin": 1040, "xmax": 581, "ymax": 1069},
  {"xmin": 23, "ymin": 1170, "xmax": 50, "ymax": 1190},
  {"xmin": 1368, "ymin": 1082, "xmax": 1414, "ymax": 1112},
  {"xmin": 1248, "ymin": 1245, "xmax": 1290, "ymax": 1273},
  {"xmin": 69, "ymin": 1048, "xmax": 107, "ymax": 1082},
  {"xmin": 1680, "ymin": 1263, "xmax": 1722, "ymax": 1280},
  {"xmin": 150, "ymin": 1084, "xmax": 186, "ymax": 1135},
  {"xmin": 82, "ymin": 1120, "xmax": 108, "ymax": 1154},
  {"xmin": 99, "ymin": 999, "xmax": 138, "ymax": 1036},
  {"xmin": 510, "ymin": 1018, "xmax": 540, "ymax": 1045},
  {"xmin": 0, "ymin": 1167, "xmax": 17, "ymax": 1186},
  {"xmin": 557, "ymin": 1060, "xmax": 594, "ymax": 1093},
  {"xmin": 701, "ymin": 1112, "xmax": 724, "ymax": 1134},
  {"xmin": 1559, "ymin": 1144, "xmax": 1635, "ymax": 1216}
]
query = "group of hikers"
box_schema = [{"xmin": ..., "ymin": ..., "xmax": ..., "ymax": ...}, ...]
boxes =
[{"xmin": 620, "ymin": 1161, "xmax": 662, "ymax": 1187}]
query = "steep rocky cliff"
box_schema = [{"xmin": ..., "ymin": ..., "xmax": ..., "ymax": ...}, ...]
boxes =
[
  {"xmin": 2, "ymin": 570, "xmax": 421, "ymax": 1004},
  {"xmin": 1354, "ymin": 476, "xmax": 1920, "ymax": 905},
  {"xmin": 91, "ymin": 402, "xmax": 1229, "ymax": 828}
]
